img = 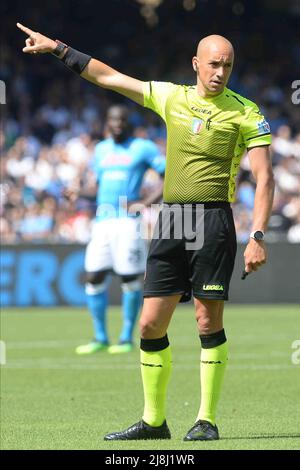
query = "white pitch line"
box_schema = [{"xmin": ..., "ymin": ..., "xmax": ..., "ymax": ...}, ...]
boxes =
[
  {"xmin": 3, "ymin": 341, "xmax": 293, "ymax": 358},
  {"xmin": 5, "ymin": 340, "xmax": 88, "ymax": 349},
  {"xmin": 1, "ymin": 360, "xmax": 297, "ymax": 371}
]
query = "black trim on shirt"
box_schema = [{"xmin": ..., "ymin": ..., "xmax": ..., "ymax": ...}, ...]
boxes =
[
  {"xmin": 247, "ymin": 143, "xmax": 271, "ymax": 150},
  {"xmin": 246, "ymin": 132, "xmax": 271, "ymax": 141},
  {"xmin": 226, "ymin": 94, "xmax": 245, "ymax": 106}
]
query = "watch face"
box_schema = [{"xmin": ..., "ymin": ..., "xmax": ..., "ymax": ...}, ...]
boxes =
[{"xmin": 254, "ymin": 231, "xmax": 264, "ymax": 240}]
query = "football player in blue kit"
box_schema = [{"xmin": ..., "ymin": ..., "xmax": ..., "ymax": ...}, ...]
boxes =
[{"xmin": 76, "ymin": 105, "xmax": 165, "ymax": 355}]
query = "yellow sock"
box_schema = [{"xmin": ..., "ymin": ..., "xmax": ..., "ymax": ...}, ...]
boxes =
[
  {"xmin": 140, "ymin": 344, "xmax": 172, "ymax": 427},
  {"xmin": 197, "ymin": 340, "xmax": 228, "ymax": 425}
]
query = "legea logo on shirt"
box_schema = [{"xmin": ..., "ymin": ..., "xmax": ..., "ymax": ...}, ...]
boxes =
[
  {"xmin": 192, "ymin": 118, "xmax": 204, "ymax": 134},
  {"xmin": 257, "ymin": 119, "xmax": 270, "ymax": 134}
]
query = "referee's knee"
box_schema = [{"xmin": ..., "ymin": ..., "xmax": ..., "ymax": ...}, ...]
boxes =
[
  {"xmin": 197, "ymin": 315, "xmax": 224, "ymax": 335},
  {"xmin": 139, "ymin": 318, "xmax": 163, "ymax": 339}
]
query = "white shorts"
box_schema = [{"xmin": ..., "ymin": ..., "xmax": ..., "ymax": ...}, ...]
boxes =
[{"xmin": 85, "ymin": 217, "xmax": 147, "ymax": 275}]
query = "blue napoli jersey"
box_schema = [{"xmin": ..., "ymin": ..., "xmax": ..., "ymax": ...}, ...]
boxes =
[{"xmin": 92, "ymin": 137, "xmax": 165, "ymax": 220}]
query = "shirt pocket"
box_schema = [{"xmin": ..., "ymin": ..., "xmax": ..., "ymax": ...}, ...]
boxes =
[{"xmin": 192, "ymin": 121, "xmax": 239, "ymax": 160}]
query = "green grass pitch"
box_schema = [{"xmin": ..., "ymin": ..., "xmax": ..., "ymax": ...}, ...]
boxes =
[{"xmin": 1, "ymin": 305, "xmax": 300, "ymax": 450}]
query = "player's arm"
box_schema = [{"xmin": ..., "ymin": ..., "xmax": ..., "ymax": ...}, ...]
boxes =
[
  {"xmin": 243, "ymin": 145, "xmax": 275, "ymax": 273},
  {"xmin": 141, "ymin": 175, "xmax": 164, "ymax": 207},
  {"xmin": 16, "ymin": 23, "xmax": 144, "ymax": 105},
  {"xmin": 127, "ymin": 175, "xmax": 164, "ymax": 215},
  {"xmin": 81, "ymin": 60, "xmax": 144, "ymax": 105}
]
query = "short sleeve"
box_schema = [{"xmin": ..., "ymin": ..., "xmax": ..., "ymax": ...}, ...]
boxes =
[
  {"xmin": 143, "ymin": 81, "xmax": 177, "ymax": 121},
  {"xmin": 240, "ymin": 105, "xmax": 272, "ymax": 149},
  {"xmin": 143, "ymin": 140, "xmax": 166, "ymax": 175}
]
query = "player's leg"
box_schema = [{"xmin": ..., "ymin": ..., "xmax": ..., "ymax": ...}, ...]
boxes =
[
  {"xmin": 110, "ymin": 217, "xmax": 147, "ymax": 353},
  {"xmin": 83, "ymin": 270, "xmax": 111, "ymax": 349},
  {"xmin": 76, "ymin": 270, "xmax": 111, "ymax": 354},
  {"xmin": 139, "ymin": 295, "xmax": 181, "ymax": 428},
  {"xmin": 108, "ymin": 274, "xmax": 142, "ymax": 354},
  {"xmin": 104, "ymin": 294, "xmax": 180, "ymax": 440},
  {"xmin": 184, "ymin": 202, "xmax": 237, "ymax": 440},
  {"xmin": 76, "ymin": 221, "xmax": 112, "ymax": 355},
  {"xmin": 196, "ymin": 299, "xmax": 226, "ymax": 426},
  {"xmin": 104, "ymin": 206, "xmax": 189, "ymax": 440},
  {"xmin": 184, "ymin": 298, "xmax": 226, "ymax": 441}
]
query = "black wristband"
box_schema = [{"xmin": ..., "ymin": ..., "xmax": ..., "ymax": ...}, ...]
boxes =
[{"xmin": 60, "ymin": 47, "xmax": 92, "ymax": 74}]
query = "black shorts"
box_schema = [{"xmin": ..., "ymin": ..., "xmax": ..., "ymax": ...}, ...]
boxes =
[{"xmin": 144, "ymin": 202, "xmax": 237, "ymax": 302}]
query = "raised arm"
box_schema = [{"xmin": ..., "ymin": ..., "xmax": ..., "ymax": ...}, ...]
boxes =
[{"xmin": 16, "ymin": 22, "xmax": 145, "ymax": 105}]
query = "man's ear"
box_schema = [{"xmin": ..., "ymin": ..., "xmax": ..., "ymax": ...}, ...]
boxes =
[{"xmin": 192, "ymin": 58, "xmax": 198, "ymax": 72}]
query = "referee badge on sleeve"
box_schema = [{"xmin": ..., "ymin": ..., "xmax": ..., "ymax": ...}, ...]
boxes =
[
  {"xmin": 192, "ymin": 118, "xmax": 204, "ymax": 134},
  {"xmin": 257, "ymin": 119, "xmax": 270, "ymax": 134}
]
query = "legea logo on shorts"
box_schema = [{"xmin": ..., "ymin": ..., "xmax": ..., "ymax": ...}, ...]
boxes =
[{"xmin": 203, "ymin": 284, "xmax": 224, "ymax": 291}]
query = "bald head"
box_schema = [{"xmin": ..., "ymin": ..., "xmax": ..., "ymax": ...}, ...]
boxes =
[
  {"xmin": 196, "ymin": 35, "xmax": 234, "ymax": 59},
  {"xmin": 192, "ymin": 35, "xmax": 234, "ymax": 97}
]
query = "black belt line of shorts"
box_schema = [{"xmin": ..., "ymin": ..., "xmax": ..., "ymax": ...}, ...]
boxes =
[{"xmin": 162, "ymin": 201, "xmax": 231, "ymax": 209}]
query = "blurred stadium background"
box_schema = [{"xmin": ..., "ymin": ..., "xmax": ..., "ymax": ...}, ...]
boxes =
[
  {"xmin": 1, "ymin": 0, "xmax": 300, "ymax": 451},
  {"xmin": 0, "ymin": 0, "xmax": 300, "ymax": 305},
  {"xmin": 1, "ymin": 0, "xmax": 300, "ymax": 305}
]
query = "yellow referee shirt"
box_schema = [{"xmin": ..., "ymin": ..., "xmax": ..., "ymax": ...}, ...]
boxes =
[{"xmin": 143, "ymin": 82, "xmax": 271, "ymax": 203}]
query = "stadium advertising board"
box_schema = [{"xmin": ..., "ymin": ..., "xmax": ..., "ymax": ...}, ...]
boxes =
[{"xmin": 1, "ymin": 244, "xmax": 85, "ymax": 306}]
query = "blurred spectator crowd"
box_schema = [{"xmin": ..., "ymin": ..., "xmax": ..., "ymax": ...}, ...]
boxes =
[{"xmin": 1, "ymin": 0, "xmax": 299, "ymax": 244}]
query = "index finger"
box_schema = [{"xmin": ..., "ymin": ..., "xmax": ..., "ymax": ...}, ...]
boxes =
[{"xmin": 16, "ymin": 22, "xmax": 35, "ymax": 36}]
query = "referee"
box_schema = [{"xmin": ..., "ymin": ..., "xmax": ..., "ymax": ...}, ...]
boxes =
[{"xmin": 17, "ymin": 24, "xmax": 275, "ymax": 441}]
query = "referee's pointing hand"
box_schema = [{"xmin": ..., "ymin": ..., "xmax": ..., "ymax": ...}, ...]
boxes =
[{"xmin": 16, "ymin": 22, "xmax": 56, "ymax": 54}]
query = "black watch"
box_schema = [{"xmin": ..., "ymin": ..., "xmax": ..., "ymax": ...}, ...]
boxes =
[
  {"xmin": 250, "ymin": 230, "xmax": 265, "ymax": 241},
  {"xmin": 52, "ymin": 40, "xmax": 68, "ymax": 57}
]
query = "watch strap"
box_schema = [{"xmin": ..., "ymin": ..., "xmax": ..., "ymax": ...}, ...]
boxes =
[{"xmin": 52, "ymin": 40, "xmax": 68, "ymax": 57}]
